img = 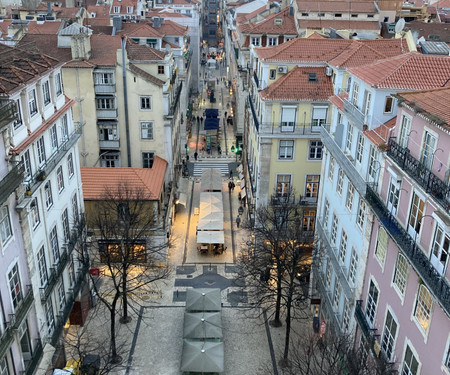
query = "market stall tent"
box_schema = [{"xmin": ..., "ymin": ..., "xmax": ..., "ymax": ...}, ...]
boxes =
[
  {"xmin": 180, "ymin": 340, "xmax": 224, "ymax": 373},
  {"xmin": 186, "ymin": 288, "xmax": 222, "ymax": 312},
  {"xmin": 183, "ymin": 312, "xmax": 223, "ymax": 339},
  {"xmin": 196, "ymin": 231, "xmax": 224, "ymax": 244}
]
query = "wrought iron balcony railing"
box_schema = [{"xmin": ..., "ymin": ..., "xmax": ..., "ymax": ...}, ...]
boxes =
[
  {"xmin": 312, "ymin": 265, "xmax": 340, "ymax": 330},
  {"xmin": 168, "ymin": 82, "xmax": 183, "ymax": 117},
  {"xmin": 366, "ymin": 185, "xmax": 450, "ymax": 316},
  {"xmin": 355, "ymin": 300, "xmax": 375, "ymax": 346},
  {"xmin": 387, "ymin": 137, "xmax": 449, "ymax": 212},
  {"xmin": 258, "ymin": 122, "xmax": 328, "ymax": 135},
  {"xmin": 39, "ymin": 267, "xmax": 57, "ymax": 302},
  {"xmin": 248, "ymin": 94, "xmax": 260, "ymax": 131},
  {"xmin": 0, "ymin": 325, "xmax": 14, "ymax": 360},
  {"xmin": 270, "ymin": 194, "xmax": 318, "ymax": 207},
  {"xmin": 0, "ymin": 99, "xmax": 18, "ymax": 131},
  {"xmin": 25, "ymin": 339, "xmax": 43, "ymax": 375},
  {"xmin": 12, "ymin": 285, "xmax": 33, "ymax": 329},
  {"xmin": 0, "ymin": 162, "xmax": 24, "ymax": 205}
]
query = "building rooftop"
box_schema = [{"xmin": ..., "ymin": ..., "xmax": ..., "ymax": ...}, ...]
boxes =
[
  {"xmin": 296, "ymin": 0, "xmax": 377, "ymax": 13},
  {"xmin": 126, "ymin": 39, "xmax": 167, "ymax": 61},
  {"xmin": 260, "ymin": 66, "xmax": 333, "ymax": 101},
  {"xmin": 348, "ymin": 52, "xmax": 450, "ymax": 90},
  {"xmin": 298, "ymin": 19, "xmax": 380, "ymax": 31},
  {"xmin": 81, "ymin": 157, "xmax": 168, "ymax": 200},
  {"xmin": 238, "ymin": 7, "xmax": 297, "ymax": 35},
  {"xmin": 364, "ymin": 117, "xmax": 396, "ymax": 146}
]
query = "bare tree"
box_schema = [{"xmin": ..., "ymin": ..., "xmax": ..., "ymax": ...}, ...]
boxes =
[
  {"xmin": 237, "ymin": 192, "xmax": 314, "ymax": 366},
  {"xmin": 76, "ymin": 182, "xmax": 171, "ymax": 363}
]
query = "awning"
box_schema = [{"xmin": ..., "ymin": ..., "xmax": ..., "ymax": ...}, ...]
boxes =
[
  {"xmin": 176, "ymin": 193, "xmax": 187, "ymax": 207},
  {"xmin": 240, "ymin": 179, "xmax": 245, "ymax": 189},
  {"xmin": 205, "ymin": 108, "xmax": 219, "ymax": 118},
  {"xmin": 204, "ymin": 118, "xmax": 220, "ymax": 130},
  {"xmin": 180, "ymin": 340, "xmax": 224, "ymax": 373},
  {"xmin": 186, "ymin": 288, "xmax": 222, "ymax": 312},
  {"xmin": 198, "ymin": 192, "xmax": 224, "ymax": 230},
  {"xmin": 241, "ymin": 187, "xmax": 246, "ymax": 199},
  {"xmin": 201, "ymin": 168, "xmax": 223, "ymax": 191},
  {"xmin": 197, "ymin": 231, "xmax": 225, "ymax": 244},
  {"xmin": 183, "ymin": 312, "xmax": 223, "ymax": 339}
]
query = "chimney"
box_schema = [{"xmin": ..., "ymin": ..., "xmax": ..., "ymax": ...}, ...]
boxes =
[
  {"xmin": 70, "ymin": 32, "xmax": 92, "ymax": 60},
  {"xmin": 152, "ymin": 16, "xmax": 161, "ymax": 28},
  {"xmin": 113, "ymin": 16, "xmax": 122, "ymax": 32},
  {"xmin": 47, "ymin": 1, "xmax": 52, "ymax": 15}
]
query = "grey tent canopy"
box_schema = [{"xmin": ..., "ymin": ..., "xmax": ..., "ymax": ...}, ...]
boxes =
[
  {"xmin": 186, "ymin": 288, "xmax": 221, "ymax": 312},
  {"xmin": 180, "ymin": 340, "xmax": 224, "ymax": 373},
  {"xmin": 183, "ymin": 312, "xmax": 223, "ymax": 339}
]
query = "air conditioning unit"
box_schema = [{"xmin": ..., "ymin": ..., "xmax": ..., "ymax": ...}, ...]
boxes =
[
  {"xmin": 326, "ymin": 66, "xmax": 333, "ymax": 76},
  {"xmin": 277, "ymin": 66, "xmax": 288, "ymax": 74}
]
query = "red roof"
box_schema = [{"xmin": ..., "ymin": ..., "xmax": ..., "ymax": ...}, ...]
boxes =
[
  {"xmin": 119, "ymin": 22, "xmax": 164, "ymax": 38},
  {"xmin": 364, "ymin": 117, "xmax": 396, "ymax": 146},
  {"xmin": 396, "ymin": 86, "xmax": 450, "ymax": 131},
  {"xmin": 306, "ymin": 31, "xmax": 326, "ymax": 39},
  {"xmin": 81, "ymin": 157, "xmax": 168, "ymax": 200},
  {"xmin": 157, "ymin": 19, "xmax": 189, "ymax": 36},
  {"xmin": 348, "ymin": 52, "xmax": 450, "ymax": 90},
  {"xmin": 298, "ymin": 19, "xmax": 380, "ymax": 31},
  {"xmin": 260, "ymin": 66, "xmax": 334, "ymax": 101},
  {"xmin": 329, "ymin": 91, "xmax": 348, "ymax": 111},
  {"xmin": 296, "ymin": 0, "xmax": 377, "ymax": 12},
  {"xmin": 238, "ymin": 7, "xmax": 297, "ymax": 35}
]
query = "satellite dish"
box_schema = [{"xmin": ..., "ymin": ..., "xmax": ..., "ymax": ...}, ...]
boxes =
[{"xmin": 395, "ymin": 18, "xmax": 405, "ymax": 34}]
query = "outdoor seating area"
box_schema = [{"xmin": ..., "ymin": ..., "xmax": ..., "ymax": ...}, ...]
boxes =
[{"xmin": 180, "ymin": 288, "xmax": 224, "ymax": 374}]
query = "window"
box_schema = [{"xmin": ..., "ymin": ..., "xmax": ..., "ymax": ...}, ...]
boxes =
[
  {"xmin": 323, "ymin": 199, "xmax": 330, "ymax": 227},
  {"xmin": 28, "ymin": 89, "xmax": 37, "ymax": 116},
  {"xmin": 42, "ymin": 80, "xmax": 51, "ymax": 105},
  {"xmin": 356, "ymin": 133, "xmax": 364, "ymax": 163},
  {"xmin": 142, "ymin": 152, "xmax": 154, "ymax": 168},
  {"xmin": 30, "ymin": 198, "xmax": 40, "ymax": 229},
  {"xmin": 312, "ymin": 106, "xmax": 327, "ymax": 128},
  {"xmin": 61, "ymin": 114, "xmax": 69, "ymax": 140},
  {"xmin": 0, "ymin": 206, "xmax": 12, "ymax": 245},
  {"xmin": 276, "ymin": 175, "xmax": 291, "ymax": 197},
  {"xmin": 22, "ymin": 150, "xmax": 31, "ymax": 179},
  {"xmin": 68, "ymin": 260, "xmax": 75, "ymax": 287},
  {"xmin": 368, "ymin": 146, "xmax": 379, "ymax": 180},
  {"xmin": 349, "ymin": 248, "xmax": 358, "ymax": 285},
  {"xmin": 305, "ymin": 175, "xmax": 320, "ymax": 198},
  {"xmin": 281, "ymin": 106, "xmax": 296, "ymax": 130},
  {"xmin": 356, "ymin": 198, "xmax": 367, "ymax": 230},
  {"xmin": 96, "ymin": 97, "xmax": 115, "ymax": 109},
  {"xmin": 408, "ymin": 193, "xmax": 425, "ymax": 237},
  {"xmin": 342, "ymin": 298, "xmax": 351, "ymax": 332},
  {"xmin": 303, "ymin": 210, "xmax": 315, "ymax": 231},
  {"xmin": 14, "ymin": 98, "xmax": 23, "ymax": 129},
  {"xmin": 414, "ymin": 285, "xmax": 433, "ymax": 332},
  {"xmin": 375, "ymin": 227, "xmax": 388, "ymax": 265},
  {"xmin": 114, "ymin": 5, "xmax": 120, "ymax": 13},
  {"xmin": 57, "ymin": 166, "xmax": 64, "ymax": 192},
  {"xmin": 57, "ymin": 280, "xmax": 65, "ymax": 311},
  {"xmin": 445, "ymin": 344, "xmax": 450, "ymax": 370},
  {"xmin": 351, "ymin": 13, "xmax": 358, "ymax": 17},
  {"xmin": 381, "ymin": 310, "xmax": 398, "ymax": 361},
  {"xmin": 269, "ymin": 69, "xmax": 276, "ymax": 80},
  {"xmin": 101, "ymin": 153, "xmax": 119, "ymax": 167},
  {"xmin": 55, "ymin": 73, "xmax": 63, "ymax": 95},
  {"xmin": 339, "ymin": 230, "xmax": 347, "ymax": 264},
  {"xmin": 72, "ymin": 193, "xmax": 79, "ymax": 222},
  {"xmin": 366, "ymin": 280, "xmax": 379, "ymax": 326},
  {"xmin": 393, "ymin": 253, "xmax": 409, "ymax": 296},
  {"xmin": 368, "ymin": 14, "xmax": 374, "ymax": 17},
  {"xmin": 158, "ymin": 65, "xmax": 165, "ymax": 74},
  {"xmin": 45, "ymin": 299, "xmax": 55, "ymax": 334},
  {"xmin": 318, "ymin": 12, "xmax": 325, "ymax": 16},
  {"xmin": 335, "ymin": 13, "xmax": 342, "ymax": 17},
  {"xmin": 336, "ymin": 168, "xmax": 344, "ymax": 195},
  {"xmin": 328, "ymin": 157, "xmax": 335, "ymax": 181},
  {"xmin": 140, "ymin": 96, "xmax": 152, "ymax": 110},
  {"xmin": 94, "ymin": 73, "xmax": 114, "ymax": 85},
  {"xmin": 50, "ymin": 226, "xmax": 60, "ymax": 264},
  {"xmin": 37, "ymin": 246, "xmax": 48, "ymax": 286},
  {"xmin": 278, "ymin": 140, "xmax": 294, "ymax": 160},
  {"xmin": 8, "ymin": 264, "xmax": 23, "ymax": 309},
  {"xmin": 333, "ymin": 281, "xmax": 341, "ymax": 310},
  {"xmin": 398, "ymin": 115, "xmax": 411, "ymax": 148},
  {"xmin": 402, "ymin": 344, "xmax": 419, "ymax": 375},
  {"xmin": 363, "ymin": 90, "xmax": 372, "ymax": 116},
  {"xmin": 50, "ymin": 124, "xmax": 58, "ymax": 151},
  {"xmin": 309, "ymin": 140, "xmax": 323, "ymax": 160},
  {"xmin": 325, "ymin": 261, "xmax": 332, "ymax": 288},
  {"xmin": 346, "ymin": 183, "xmax": 355, "ymax": 212},
  {"xmin": 345, "ymin": 123, "xmax": 354, "ymax": 152},
  {"xmin": 99, "ymin": 124, "xmax": 118, "ymax": 141},
  {"xmin": 352, "ymin": 82, "xmax": 359, "ymax": 107},
  {"xmin": 268, "ymin": 37, "xmax": 277, "ymax": 46},
  {"xmin": 141, "ymin": 121, "xmax": 154, "ymax": 139},
  {"xmin": 301, "ymin": 12, "xmax": 309, "ymax": 16},
  {"xmin": 384, "ymin": 96, "xmax": 394, "ymax": 113},
  {"xmin": 420, "ymin": 131, "xmax": 437, "ymax": 170},
  {"xmin": 37, "ymin": 137, "xmax": 46, "ymax": 165},
  {"xmin": 431, "ymin": 225, "xmax": 449, "ymax": 275},
  {"xmin": 67, "ymin": 154, "xmax": 74, "ymax": 178},
  {"xmin": 127, "ymin": 6, "xmax": 133, "ymax": 13},
  {"xmin": 331, "ymin": 214, "xmax": 338, "ymax": 245},
  {"xmin": 251, "ymin": 37, "xmax": 260, "ymax": 46},
  {"xmin": 44, "ymin": 182, "xmax": 53, "ymax": 209},
  {"xmin": 387, "ymin": 179, "xmax": 400, "ymax": 215},
  {"xmin": 309, "ymin": 72, "xmax": 317, "ymax": 82},
  {"xmin": 62, "ymin": 209, "xmax": 70, "ymax": 243}
]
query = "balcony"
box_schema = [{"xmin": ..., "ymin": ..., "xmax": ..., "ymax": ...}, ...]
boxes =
[
  {"xmin": 312, "ymin": 265, "xmax": 340, "ymax": 329},
  {"xmin": 354, "ymin": 300, "xmax": 375, "ymax": 347},
  {"xmin": 0, "ymin": 162, "xmax": 24, "ymax": 204},
  {"xmin": 366, "ymin": 185, "xmax": 450, "ymax": 316},
  {"xmin": 343, "ymin": 98, "xmax": 367, "ymax": 130},
  {"xmin": 12, "ymin": 285, "xmax": 34, "ymax": 329},
  {"xmin": 0, "ymin": 326, "xmax": 14, "ymax": 359},
  {"xmin": 0, "ymin": 99, "xmax": 18, "ymax": 131},
  {"xmin": 248, "ymin": 94, "xmax": 260, "ymax": 131},
  {"xmin": 99, "ymin": 139, "xmax": 120, "ymax": 149},
  {"xmin": 258, "ymin": 122, "xmax": 328, "ymax": 136},
  {"xmin": 96, "ymin": 108, "xmax": 118, "ymax": 119},
  {"xmin": 168, "ymin": 82, "xmax": 182, "ymax": 117},
  {"xmin": 25, "ymin": 129, "xmax": 82, "ymax": 197},
  {"xmin": 253, "ymin": 71, "xmax": 260, "ymax": 89},
  {"xmin": 40, "ymin": 267, "xmax": 57, "ymax": 302},
  {"xmin": 321, "ymin": 125, "xmax": 367, "ymax": 196},
  {"xmin": 270, "ymin": 194, "xmax": 317, "ymax": 207},
  {"xmin": 387, "ymin": 138, "xmax": 449, "ymax": 212},
  {"xmin": 316, "ymin": 220, "xmax": 354, "ymax": 301},
  {"xmin": 94, "ymin": 84, "xmax": 116, "ymax": 95},
  {"xmin": 25, "ymin": 339, "xmax": 43, "ymax": 375}
]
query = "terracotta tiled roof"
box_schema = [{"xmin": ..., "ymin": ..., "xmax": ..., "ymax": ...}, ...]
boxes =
[
  {"xmin": 238, "ymin": 7, "xmax": 297, "ymax": 35},
  {"xmin": 364, "ymin": 117, "xmax": 396, "ymax": 146},
  {"xmin": 84, "ymin": 23, "xmax": 113, "ymax": 32},
  {"xmin": 406, "ymin": 20, "xmax": 450, "ymax": 43},
  {"xmin": 348, "ymin": 52, "xmax": 450, "ymax": 90},
  {"xmin": 328, "ymin": 42, "xmax": 387, "ymax": 68},
  {"xmin": 298, "ymin": 19, "xmax": 380, "ymax": 31},
  {"xmin": 87, "ymin": 4, "xmax": 110, "ymax": 17},
  {"xmin": 119, "ymin": 22, "xmax": 164, "ymax": 38},
  {"xmin": 296, "ymin": 0, "xmax": 377, "ymax": 12},
  {"xmin": 359, "ymin": 39, "xmax": 409, "ymax": 58},
  {"xmin": 111, "ymin": 0, "xmax": 137, "ymax": 10},
  {"xmin": 17, "ymin": 34, "xmax": 72, "ymax": 61},
  {"xmin": 157, "ymin": 19, "xmax": 189, "ymax": 36},
  {"xmin": 81, "ymin": 157, "xmax": 168, "ymax": 200},
  {"xmin": 235, "ymin": 5, "xmax": 267, "ymax": 23},
  {"xmin": 396, "ymin": 86, "xmax": 450, "ymax": 131},
  {"xmin": 433, "ymin": 0, "xmax": 450, "ymax": 8},
  {"xmin": 26, "ymin": 20, "xmax": 62, "ymax": 34},
  {"xmin": 89, "ymin": 34, "xmax": 122, "ymax": 66},
  {"xmin": 126, "ymin": 39, "xmax": 166, "ymax": 61},
  {"xmin": 260, "ymin": 66, "xmax": 333, "ymax": 101},
  {"xmin": 329, "ymin": 91, "xmax": 348, "ymax": 111},
  {"xmin": 128, "ymin": 63, "xmax": 165, "ymax": 86},
  {"xmin": 146, "ymin": 11, "xmax": 190, "ymax": 18},
  {"xmin": 0, "ymin": 44, "xmax": 62, "ymax": 94},
  {"xmin": 306, "ymin": 31, "xmax": 326, "ymax": 39},
  {"xmin": 55, "ymin": 7, "xmax": 81, "ymax": 19},
  {"xmin": 162, "ymin": 40, "xmax": 180, "ymax": 49}
]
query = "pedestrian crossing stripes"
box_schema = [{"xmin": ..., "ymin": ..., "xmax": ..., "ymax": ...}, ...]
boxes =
[{"xmin": 193, "ymin": 163, "xmax": 230, "ymax": 177}]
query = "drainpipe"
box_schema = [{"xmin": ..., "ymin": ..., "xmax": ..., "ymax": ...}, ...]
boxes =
[{"xmin": 121, "ymin": 37, "xmax": 132, "ymax": 167}]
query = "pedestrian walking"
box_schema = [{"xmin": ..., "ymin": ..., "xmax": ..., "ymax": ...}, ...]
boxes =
[
  {"xmin": 200, "ymin": 116, "xmax": 203, "ymax": 124},
  {"xmin": 229, "ymin": 170, "xmax": 233, "ymax": 179},
  {"xmin": 231, "ymin": 182, "xmax": 235, "ymax": 191},
  {"xmin": 194, "ymin": 152, "xmax": 198, "ymax": 161},
  {"xmin": 186, "ymin": 154, "xmax": 190, "ymax": 162},
  {"xmin": 228, "ymin": 181, "xmax": 232, "ymax": 192},
  {"xmin": 197, "ymin": 116, "xmax": 199, "ymax": 123},
  {"xmin": 236, "ymin": 215, "xmax": 241, "ymax": 228},
  {"xmin": 224, "ymin": 111, "xmax": 227, "ymax": 118}
]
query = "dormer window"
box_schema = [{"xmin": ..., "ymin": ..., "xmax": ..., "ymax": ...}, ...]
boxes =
[
  {"xmin": 308, "ymin": 73, "xmax": 318, "ymax": 82},
  {"xmin": 127, "ymin": 6, "xmax": 133, "ymax": 13},
  {"xmin": 114, "ymin": 6, "xmax": 120, "ymax": 13},
  {"xmin": 335, "ymin": 13, "xmax": 342, "ymax": 17},
  {"xmin": 268, "ymin": 37, "xmax": 278, "ymax": 46},
  {"xmin": 91, "ymin": 12, "xmax": 96, "ymax": 17},
  {"xmin": 301, "ymin": 13, "xmax": 309, "ymax": 16},
  {"xmin": 274, "ymin": 18, "xmax": 282, "ymax": 26},
  {"xmin": 251, "ymin": 37, "xmax": 260, "ymax": 46}
]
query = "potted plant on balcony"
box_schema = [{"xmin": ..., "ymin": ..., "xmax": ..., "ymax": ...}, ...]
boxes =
[
  {"xmin": 378, "ymin": 143, "xmax": 389, "ymax": 152},
  {"xmin": 37, "ymin": 170, "xmax": 46, "ymax": 181}
]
